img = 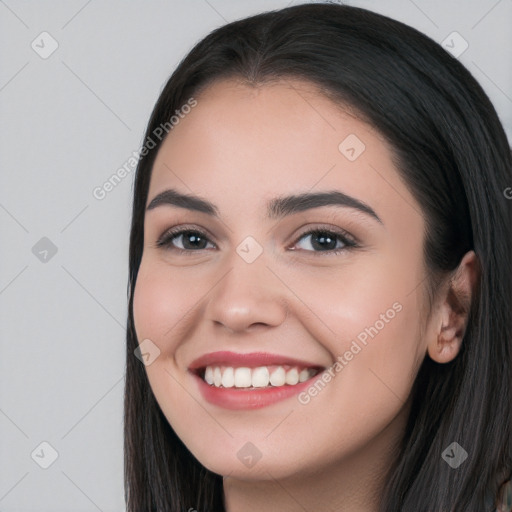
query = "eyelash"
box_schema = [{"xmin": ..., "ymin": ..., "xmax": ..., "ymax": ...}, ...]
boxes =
[{"xmin": 155, "ymin": 225, "xmax": 359, "ymax": 256}]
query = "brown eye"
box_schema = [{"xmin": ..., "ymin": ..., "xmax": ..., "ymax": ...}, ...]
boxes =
[
  {"xmin": 157, "ymin": 229, "xmax": 215, "ymax": 252},
  {"xmin": 293, "ymin": 229, "xmax": 358, "ymax": 255}
]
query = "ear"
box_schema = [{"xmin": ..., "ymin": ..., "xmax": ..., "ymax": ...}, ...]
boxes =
[{"xmin": 427, "ymin": 250, "xmax": 480, "ymax": 364}]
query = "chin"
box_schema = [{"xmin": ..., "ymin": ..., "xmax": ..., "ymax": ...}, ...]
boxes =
[{"xmin": 189, "ymin": 445, "xmax": 299, "ymax": 481}]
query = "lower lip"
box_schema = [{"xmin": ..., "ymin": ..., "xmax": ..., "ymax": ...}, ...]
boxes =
[{"xmin": 191, "ymin": 372, "xmax": 317, "ymax": 410}]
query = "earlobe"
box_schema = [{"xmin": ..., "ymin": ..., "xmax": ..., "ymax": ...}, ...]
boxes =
[{"xmin": 427, "ymin": 250, "xmax": 480, "ymax": 364}]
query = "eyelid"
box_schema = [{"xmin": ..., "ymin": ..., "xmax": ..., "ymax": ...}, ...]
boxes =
[
  {"xmin": 155, "ymin": 224, "xmax": 217, "ymax": 251},
  {"xmin": 289, "ymin": 223, "xmax": 359, "ymax": 248},
  {"xmin": 156, "ymin": 222, "xmax": 359, "ymax": 256}
]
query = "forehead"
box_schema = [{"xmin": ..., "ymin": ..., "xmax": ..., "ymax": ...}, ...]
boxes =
[{"xmin": 147, "ymin": 78, "xmax": 420, "ymax": 227}]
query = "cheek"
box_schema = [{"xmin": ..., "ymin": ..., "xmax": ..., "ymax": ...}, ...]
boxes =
[
  {"xmin": 132, "ymin": 261, "xmax": 205, "ymax": 435},
  {"xmin": 132, "ymin": 259, "xmax": 198, "ymax": 347},
  {"xmin": 283, "ymin": 270, "xmax": 423, "ymax": 459},
  {"xmin": 132, "ymin": 267, "xmax": 171, "ymax": 344},
  {"xmin": 282, "ymin": 253, "xmax": 425, "ymax": 401},
  {"xmin": 283, "ymin": 255, "xmax": 420, "ymax": 343}
]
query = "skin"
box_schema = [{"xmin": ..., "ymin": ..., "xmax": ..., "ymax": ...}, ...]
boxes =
[{"xmin": 132, "ymin": 78, "xmax": 479, "ymax": 511}]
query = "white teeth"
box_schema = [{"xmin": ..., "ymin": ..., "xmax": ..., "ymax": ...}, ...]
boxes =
[
  {"xmin": 221, "ymin": 367, "xmax": 235, "ymax": 388},
  {"xmin": 269, "ymin": 367, "xmax": 286, "ymax": 386},
  {"xmin": 252, "ymin": 367, "xmax": 270, "ymax": 388},
  {"xmin": 234, "ymin": 367, "xmax": 252, "ymax": 388},
  {"xmin": 213, "ymin": 367, "xmax": 222, "ymax": 387},
  {"xmin": 203, "ymin": 365, "xmax": 317, "ymax": 388},
  {"xmin": 299, "ymin": 369, "xmax": 309, "ymax": 383},
  {"xmin": 285, "ymin": 368, "xmax": 299, "ymax": 385},
  {"xmin": 204, "ymin": 366, "xmax": 214, "ymax": 385}
]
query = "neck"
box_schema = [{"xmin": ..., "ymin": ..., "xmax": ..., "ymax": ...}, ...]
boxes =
[{"xmin": 223, "ymin": 400, "xmax": 409, "ymax": 512}]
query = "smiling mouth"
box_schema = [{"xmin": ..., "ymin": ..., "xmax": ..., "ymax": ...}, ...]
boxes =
[
  {"xmin": 194, "ymin": 364, "xmax": 323, "ymax": 389},
  {"xmin": 189, "ymin": 351, "xmax": 327, "ymax": 409}
]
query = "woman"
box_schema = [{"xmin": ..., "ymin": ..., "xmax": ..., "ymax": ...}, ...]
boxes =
[{"xmin": 124, "ymin": 3, "xmax": 512, "ymax": 511}]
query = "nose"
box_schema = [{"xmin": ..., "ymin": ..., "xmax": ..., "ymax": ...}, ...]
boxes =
[{"xmin": 204, "ymin": 254, "xmax": 288, "ymax": 334}]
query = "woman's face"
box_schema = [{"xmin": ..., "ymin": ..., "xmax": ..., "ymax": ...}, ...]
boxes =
[{"xmin": 133, "ymin": 78, "xmax": 433, "ymax": 480}]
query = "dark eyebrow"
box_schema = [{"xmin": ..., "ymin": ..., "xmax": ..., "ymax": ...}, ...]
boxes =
[
  {"xmin": 267, "ymin": 191, "xmax": 382, "ymax": 223},
  {"xmin": 146, "ymin": 188, "xmax": 382, "ymax": 224},
  {"xmin": 146, "ymin": 189, "xmax": 219, "ymax": 216}
]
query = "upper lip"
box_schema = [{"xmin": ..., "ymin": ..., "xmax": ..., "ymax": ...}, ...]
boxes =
[{"xmin": 189, "ymin": 351, "xmax": 326, "ymax": 371}]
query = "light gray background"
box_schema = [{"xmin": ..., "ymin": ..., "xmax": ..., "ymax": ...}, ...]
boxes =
[{"xmin": 0, "ymin": 1, "xmax": 510, "ymax": 510}]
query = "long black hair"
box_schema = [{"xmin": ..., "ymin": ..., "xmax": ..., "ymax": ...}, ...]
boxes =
[{"xmin": 124, "ymin": 3, "xmax": 512, "ymax": 511}]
